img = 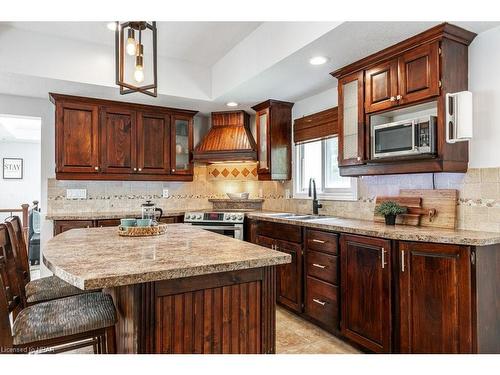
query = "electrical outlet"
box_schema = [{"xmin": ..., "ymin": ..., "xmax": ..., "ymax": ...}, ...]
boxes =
[
  {"xmin": 259, "ymin": 188, "xmax": 263, "ymax": 198},
  {"xmin": 66, "ymin": 189, "xmax": 87, "ymax": 200},
  {"xmin": 285, "ymin": 189, "xmax": 291, "ymax": 199},
  {"xmin": 162, "ymin": 188, "xmax": 169, "ymax": 198}
]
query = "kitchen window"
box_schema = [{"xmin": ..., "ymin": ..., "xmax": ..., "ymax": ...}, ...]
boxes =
[{"xmin": 294, "ymin": 137, "xmax": 357, "ymax": 200}]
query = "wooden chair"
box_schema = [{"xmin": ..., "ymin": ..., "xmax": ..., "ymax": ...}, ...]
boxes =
[
  {"xmin": 4, "ymin": 216, "xmax": 92, "ymax": 306},
  {"xmin": 0, "ymin": 224, "xmax": 117, "ymax": 354}
]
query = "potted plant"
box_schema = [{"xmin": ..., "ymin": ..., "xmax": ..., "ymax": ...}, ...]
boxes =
[{"xmin": 375, "ymin": 201, "xmax": 408, "ymax": 225}]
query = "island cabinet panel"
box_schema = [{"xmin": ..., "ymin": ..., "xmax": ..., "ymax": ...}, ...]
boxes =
[
  {"xmin": 398, "ymin": 241, "xmax": 473, "ymax": 353},
  {"xmin": 55, "ymin": 101, "xmax": 99, "ymax": 174},
  {"xmin": 100, "ymin": 107, "xmax": 137, "ymax": 174},
  {"xmin": 137, "ymin": 112, "xmax": 171, "ymax": 175},
  {"xmin": 107, "ymin": 267, "xmax": 277, "ymax": 354},
  {"xmin": 340, "ymin": 234, "xmax": 392, "ymax": 353}
]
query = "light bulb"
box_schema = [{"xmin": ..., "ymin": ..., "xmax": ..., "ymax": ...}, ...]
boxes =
[
  {"xmin": 126, "ymin": 38, "xmax": 136, "ymax": 56},
  {"xmin": 134, "ymin": 66, "xmax": 144, "ymax": 83}
]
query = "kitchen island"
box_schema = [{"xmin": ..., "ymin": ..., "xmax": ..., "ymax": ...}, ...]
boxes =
[{"xmin": 43, "ymin": 224, "xmax": 290, "ymax": 354}]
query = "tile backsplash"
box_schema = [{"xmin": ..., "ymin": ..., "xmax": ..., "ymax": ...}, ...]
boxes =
[{"xmin": 47, "ymin": 166, "xmax": 500, "ymax": 233}]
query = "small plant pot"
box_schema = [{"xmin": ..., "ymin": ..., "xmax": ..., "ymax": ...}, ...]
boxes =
[{"xmin": 384, "ymin": 214, "xmax": 396, "ymax": 225}]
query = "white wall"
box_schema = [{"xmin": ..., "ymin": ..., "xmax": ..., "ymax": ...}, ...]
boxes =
[
  {"xmin": 468, "ymin": 25, "xmax": 500, "ymax": 168},
  {"xmin": 292, "ymin": 87, "xmax": 338, "ymax": 119},
  {"xmin": 0, "ymin": 141, "xmax": 41, "ymax": 219}
]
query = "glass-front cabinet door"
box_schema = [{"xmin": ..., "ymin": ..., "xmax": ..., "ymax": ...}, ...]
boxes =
[
  {"xmin": 170, "ymin": 114, "xmax": 193, "ymax": 175},
  {"xmin": 338, "ymin": 71, "xmax": 365, "ymax": 166},
  {"xmin": 257, "ymin": 109, "xmax": 270, "ymax": 173}
]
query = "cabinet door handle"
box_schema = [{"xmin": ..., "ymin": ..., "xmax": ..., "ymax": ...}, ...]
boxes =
[
  {"xmin": 396, "ymin": 94, "xmax": 402, "ymax": 100},
  {"xmin": 390, "ymin": 96, "xmax": 396, "ymax": 102},
  {"xmin": 312, "ymin": 239, "xmax": 326, "ymax": 244},
  {"xmin": 381, "ymin": 247, "xmax": 387, "ymax": 269},
  {"xmin": 133, "ymin": 167, "xmax": 137, "ymax": 172},
  {"xmin": 94, "ymin": 166, "xmax": 99, "ymax": 171},
  {"xmin": 401, "ymin": 250, "xmax": 405, "ymax": 272},
  {"xmin": 312, "ymin": 263, "xmax": 326, "ymax": 269},
  {"xmin": 357, "ymin": 156, "xmax": 362, "ymax": 161},
  {"xmin": 138, "ymin": 168, "xmax": 142, "ymax": 172},
  {"xmin": 313, "ymin": 298, "xmax": 326, "ymax": 306},
  {"xmin": 171, "ymin": 168, "xmax": 176, "ymax": 173}
]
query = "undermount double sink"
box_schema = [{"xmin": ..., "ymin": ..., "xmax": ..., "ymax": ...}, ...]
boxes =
[{"xmin": 265, "ymin": 213, "xmax": 333, "ymax": 221}]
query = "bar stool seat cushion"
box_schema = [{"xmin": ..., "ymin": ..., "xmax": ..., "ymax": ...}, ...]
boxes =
[
  {"xmin": 12, "ymin": 292, "xmax": 116, "ymax": 345},
  {"xmin": 26, "ymin": 276, "xmax": 92, "ymax": 304}
]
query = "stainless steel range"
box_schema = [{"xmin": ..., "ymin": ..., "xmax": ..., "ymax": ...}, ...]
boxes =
[{"xmin": 184, "ymin": 211, "xmax": 245, "ymax": 240}]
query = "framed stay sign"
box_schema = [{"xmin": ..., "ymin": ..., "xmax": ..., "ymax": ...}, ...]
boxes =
[{"xmin": 3, "ymin": 158, "xmax": 23, "ymax": 179}]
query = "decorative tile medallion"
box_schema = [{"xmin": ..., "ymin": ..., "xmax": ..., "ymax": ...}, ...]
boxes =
[{"xmin": 207, "ymin": 163, "xmax": 258, "ymax": 181}]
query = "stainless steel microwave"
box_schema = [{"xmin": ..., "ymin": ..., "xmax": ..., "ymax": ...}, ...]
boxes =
[{"xmin": 371, "ymin": 115, "xmax": 437, "ymax": 159}]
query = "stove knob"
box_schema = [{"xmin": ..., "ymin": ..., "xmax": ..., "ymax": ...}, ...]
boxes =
[
  {"xmin": 237, "ymin": 215, "xmax": 243, "ymax": 220},
  {"xmin": 185, "ymin": 214, "xmax": 191, "ymax": 220},
  {"xmin": 230, "ymin": 214, "xmax": 236, "ymax": 220},
  {"xmin": 197, "ymin": 214, "xmax": 202, "ymax": 220}
]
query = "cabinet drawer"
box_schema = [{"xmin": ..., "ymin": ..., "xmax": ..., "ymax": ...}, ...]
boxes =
[
  {"xmin": 306, "ymin": 229, "xmax": 338, "ymax": 254},
  {"xmin": 257, "ymin": 221, "xmax": 302, "ymax": 243},
  {"xmin": 96, "ymin": 219, "xmax": 121, "ymax": 227},
  {"xmin": 306, "ymin": 250, "xmax": 338, "ymax": 285},
  {"xmin": 305, "ymin": 276, "xmax": 339, "ymax": 331}
]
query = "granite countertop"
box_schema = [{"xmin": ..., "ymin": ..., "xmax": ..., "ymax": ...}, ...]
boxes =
[
  {"xmin": 247, "ymin": 212, "xmax": 500, "ymax": 246},
  {"xmin": 46, "ymin": 210, "xmax": 187, "ymax": 220},
  {"xmin": 43, "ymin": 224, "xmax": 291, "ymax": 290}
]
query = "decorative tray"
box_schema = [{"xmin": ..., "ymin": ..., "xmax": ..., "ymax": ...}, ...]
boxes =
[{"xmin": 118, "ymin": 224, "xmax": 168, "ymax": 237}]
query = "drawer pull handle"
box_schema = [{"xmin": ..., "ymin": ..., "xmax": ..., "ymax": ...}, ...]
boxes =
[
  {"xmin": 312, "ymin": 263, "xmax": 326, "ymax": 269},
  {"xmin": 312, "ymin": 239, "xmax": 326, "ymax": 244},
  {"xmin": 313, "ymin": 298, "xmax": 326, "ymax": 306}
]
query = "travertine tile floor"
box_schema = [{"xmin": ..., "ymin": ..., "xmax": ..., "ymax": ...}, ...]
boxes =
[{"xmin": 275, "ymin": 307, "xmax": 359, "ymax": 354}]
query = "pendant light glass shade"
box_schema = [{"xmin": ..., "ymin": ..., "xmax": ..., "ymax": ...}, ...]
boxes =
[{"xmin": 115, "ymin": 21, "xmax": 157, "ymax": 97}]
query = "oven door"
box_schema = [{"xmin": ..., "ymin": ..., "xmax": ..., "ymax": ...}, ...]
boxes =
[
  {"xmin": 372, "ymin": 119, "xmax": 418, "ymax": 159},
  {"xmin": 189, "ymin": 223, "xmax": 243, "ymax": 241}
]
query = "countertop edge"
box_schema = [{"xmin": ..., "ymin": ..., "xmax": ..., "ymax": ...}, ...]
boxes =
[{"xmin": 247, "ymin": 213, "xmax": 500, "ymax": 247}]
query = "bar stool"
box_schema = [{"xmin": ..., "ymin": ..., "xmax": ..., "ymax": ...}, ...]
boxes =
[
  {"xmin": 0, "ymin": 224, "xmax": 117, "ymax": 354},
  {"xmin": 4, "ymin": 216, "xmax": 93, "ymax": 306}
]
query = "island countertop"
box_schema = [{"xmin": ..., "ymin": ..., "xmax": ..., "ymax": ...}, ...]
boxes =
[{"xmin": 43, "ymin": 224, "xmax": 291, "ymax": 290}]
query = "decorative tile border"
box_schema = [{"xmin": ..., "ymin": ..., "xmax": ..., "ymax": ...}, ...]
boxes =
[{"xmin": 207, "ymin": 163, "xmax": 258, "ymax": 181}]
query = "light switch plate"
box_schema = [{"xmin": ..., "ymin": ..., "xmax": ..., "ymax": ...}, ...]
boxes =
[
  {"xmin": 259, "ymin": 188, "xmax": 263, "ymax": 198},
  {"xmin": 162, "ymin": 189, "xmax": 169, "ymax": 198},
  {"xmin": 66, "ymin": 189, "xmax": 87, "ymax": 200},
  {"xmin": 285, "ymin": 189, "xmax": 291, "ymax": 199}
]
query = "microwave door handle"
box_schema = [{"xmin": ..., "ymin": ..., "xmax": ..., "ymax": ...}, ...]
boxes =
[{"xmin": 412, "ymin": 120, "xmax": 417, "ymax": 151}]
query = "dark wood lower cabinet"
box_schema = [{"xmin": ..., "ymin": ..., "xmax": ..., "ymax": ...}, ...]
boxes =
[
  {"xmin": 340, "ymin": 234, "xmax": 392, "ymax": 353},
  {"xmin": 399, "ymin": 242, "xmax": 473, "ymax": 353},
  {"xmin": 53, "ymin": 220, "xmax": 93, "ymax": 235}
]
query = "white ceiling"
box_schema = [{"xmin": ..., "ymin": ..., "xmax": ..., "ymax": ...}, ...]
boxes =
[
  {"xmin": 0, "ymin": 114, "xmax": 41, "ymax": 143},
  {"xmin": 1, "ymin": 21, "xmax": 499, "ymax": 115},
  {"xmin": 5, "ymin": 22, "xmax": 261, "ymax": 66}
]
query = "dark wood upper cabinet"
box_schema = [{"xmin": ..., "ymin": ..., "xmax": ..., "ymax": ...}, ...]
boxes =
[
  {"xmin": 50, "ymin": 93, "xmax": 197, "ymax": 181},
  {"xmin": 340, "ymin": 234, "xmax": 392, "ymax": 353},
  {"xmin": 338, "ymin": 71, "xmax": 365, "ymax": 166},
  {"xmin": 100, "ymin": 107, "xmax": 137, "ymax": 174},
  {"xmin": 331, "ymin": 23, "xmax": 477, "ymax": 176},
  {"xmin": 398, "ymin": 42, "xmax": 440, "ymax": 105},
  {"xmin": 170, "ymin": 114, "xmax": 194, "ymax": 175},
  {"xmin": 398, "ymin": 241, "xmax": 473, "ymax": 353},
  {"xmin": 365, "ymin": 59, "xmax": 398, "ymax": 113},
  {"xmin": 55, "ymin": 101, "xmax": 99, "ymax": 174},
  {"xmin": 137, "ymin": 112, "xmax": 171, "ymax": 175},
  {"xmin": 252, "ymin": 100, "xmax": 294, "ymax": 180}
]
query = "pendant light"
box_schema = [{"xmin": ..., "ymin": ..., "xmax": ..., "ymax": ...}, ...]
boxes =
[{"xmin": 115, "ymin": 21, "xmax": 158, "ymax": 97}]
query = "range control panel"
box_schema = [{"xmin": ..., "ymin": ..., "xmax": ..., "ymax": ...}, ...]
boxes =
[{"xmin": 184, "ymin": 211, "xmax": 245, "ymax": 223}]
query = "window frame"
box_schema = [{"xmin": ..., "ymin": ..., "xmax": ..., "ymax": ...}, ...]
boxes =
[{"xmin": 293, "ymin": 136, "xmax": 358, "ymax": 201}]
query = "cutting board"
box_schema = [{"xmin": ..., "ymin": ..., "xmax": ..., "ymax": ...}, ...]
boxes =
[
  {"xmin": 400, "ymin": 189, "xmax": 458, "ymax": 229},
  {"xmin": 373, "ymin": 196, "xmax": 423, "ymax": 225}
]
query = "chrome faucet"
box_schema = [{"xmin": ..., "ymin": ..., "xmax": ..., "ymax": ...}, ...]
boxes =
[{"xmin": 308, "ymin": 178, "xmax": 323, "ymax": 215}]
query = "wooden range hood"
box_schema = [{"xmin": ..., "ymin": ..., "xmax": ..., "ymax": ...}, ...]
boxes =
[{"xmin": 193, "ymin": 110, "xmax": 257, "ymax": 163}]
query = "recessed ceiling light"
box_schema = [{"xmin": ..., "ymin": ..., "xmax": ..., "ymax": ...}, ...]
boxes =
[
  {"xmin": 107, "ymin": 22, "xmax": 118, "ymax": 31},
  {"xmin": 309, "ymin": 56, "xmax": 329, "ymax": 65},
  {"xmin": 226, "ymin": 102, "xmax": 238, "ymax": 107}
]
